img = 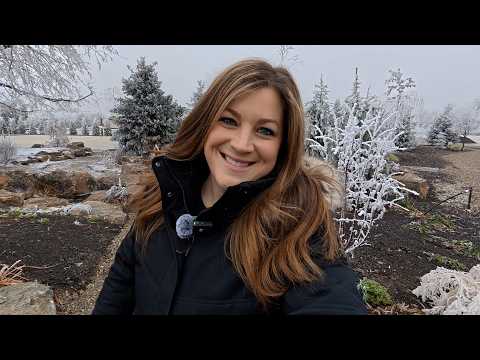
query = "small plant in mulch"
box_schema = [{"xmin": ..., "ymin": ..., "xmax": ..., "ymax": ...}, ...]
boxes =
[
  {"xmin": 358, "ymin": 278, "xmax": 394, "ymax": 307},
  {"xmin": 398, "ymin": 195, "xmax": 418, "ymax": 213},
  {"xmin": 0, "ymin": 260, "xmax": 26, "ymax": 287},
  {"xmin": 442, "ymin": 240, "xmax": 480, "ymax": 260},
  {"xmin": 87, "ymin": 215, "xmax": 99, "ymax": 224},
  {"xmin": 407, "ymin": 213, "xmax": 456, "ymax": 235},
  {"xmin": 429, "ymin": 254, "xmax": 467, "ymax": 271}
]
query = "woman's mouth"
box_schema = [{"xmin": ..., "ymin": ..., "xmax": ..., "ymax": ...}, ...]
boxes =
[{"xmin": 220, "ymin": 152, "xmax": 254, "ymax": 168}]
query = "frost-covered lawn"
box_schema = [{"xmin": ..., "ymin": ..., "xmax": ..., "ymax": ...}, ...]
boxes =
[{"xmin": 10, "ymin": 135, "xmax": 118, "ymax": 151}]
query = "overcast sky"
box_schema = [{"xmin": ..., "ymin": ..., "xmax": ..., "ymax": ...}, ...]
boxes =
[{"xmin": 81, "ymin": 45, "xmax": 480, "ymax": 115}]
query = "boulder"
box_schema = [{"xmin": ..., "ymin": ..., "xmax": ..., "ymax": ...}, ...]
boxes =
[
  {"xmin": 31, "ymin": 144, "xmax": 44, "ymax": 148},
  {"xmin": 23, "ymin": 196, "xmax": 70, "ymax": 209},
  {"xmin": 71, "ymin": 171, "xmax": 97, "ymax": 195},
  {"xmin": 85, "ymin": 190, "xmax": 108, "ymax": 202},
  {"xmin": 49, "ymin": 154, "xmax": 70, "ymax": 162},
  {"xmin": 33, "ymin": 170, "xmax": 97, "ymax": 199},
  {"xmin": 393, "ymin": 172, "xmax": 430, "ymax": 200},
  {"xmin": 0, "ymin": 170, "xmax": 35, "ymax": 199},
  {"xmin": 96, "ymin": 175, "xmax": 118, "ymax": 190},
  {"xmin": 0, "ymin": 175, "xmax": 9, "ymax": 189},
  {"xmin": 62, "ymin": 150, "xmax": 75, "ymax": 159},
  {"xmin": 0, "ymin": 282, "xmax": 56, "ymax": 315},
  {"xmin": 79, "ymin": 200, "xmax": 127, "ymax": 225},
  {"xmin": 0, "ymin": 189, "xmax": 24, "ymax": 207},
  {"xmin": 67, "ymin": 142, "xmax": 85, "ymax": 149},
  {"xmin": 72, "ymin": 148, "xmax": 87, "ymax": 157},
  {"xmin": 36, "ymin": 150, "xmax": 62, "ymax": 157},
  {"xmin": 37, "ymin": 155, "xmax": 49, "ymax": 162},
  {"xmin": 121, "ymin": 163, "xmax": 149, "ymax": 189}
]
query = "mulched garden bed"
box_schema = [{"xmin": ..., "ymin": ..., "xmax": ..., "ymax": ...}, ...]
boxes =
[
  {"xmin": 348, "ymin": 145, "xmax": 480, "ymax": 313},
  {"xmin": 0, "ymin": 213, "xmax": 122, "ymax": 311},
  {"xmin": 350, "ymin": 202, "xmax": 480, "ymax": 311}
]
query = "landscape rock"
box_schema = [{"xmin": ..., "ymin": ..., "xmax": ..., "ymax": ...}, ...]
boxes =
[
  {"xmin": 48, "ymin": 154, "xmax": 68, "ymax": 162},
  {"xmin": 0, "ymin": 175, "xmax": 9, "ymax": 189},
  {"xmin": 23, "ymin": 196, "xmax": 70, "ymax": 209},
  {"xmin": 96, "ymin": 175, "xmax": 117, "ymax": 190},
  {"xmin": 0, "ymin": 282, "xmax": 56, "ymax": 315},
  {"xmin": 393, "ymin": 172, "xmax": 430, "ymax": 199},
  {"xmin": 33, "ymin": 170, "xmax": 97, "ymax": 198},
  {"xmin": 73, "ymin": 148, "xmax": 88, "ymax": 157},
  {"xmin": 85, "ymin": 190, "xmax": 108, "ymax": 202},
  {"xmin": 0, "ymin": 189, "xmax": 24, "ymax": 207},
  {"xmin": 0, "ymin": 170, "xmax": 35, "ymax": 199},
  {"xmin": 36, "ymin": 150, "xmax": 62, "ymax": 157},
  {"xmin": 121, "ymin": 163, "xmax": 149, "ymax": 189},
  {"xmin": 80, "ymin": 200, "xmax": 127, "ymax": 225},
  {"xmin": 67, "ymin": 142, "xmax": 85, "ymax": 149},
  {"xmin": 62, "ymin": 151, "xmax": 75, "ymax": 159}
]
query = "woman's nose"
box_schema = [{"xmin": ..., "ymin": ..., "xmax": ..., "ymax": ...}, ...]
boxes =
[{"xmin": 230, "ymin": 128, "xmax": 254, "ymax": 153}]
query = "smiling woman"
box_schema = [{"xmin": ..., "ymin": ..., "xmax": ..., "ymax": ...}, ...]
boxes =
[
  {"xmin": 202, "ymin": 88, "xmax": 283, "ymax": 207},
  {"xmin": 92, "ymin": 58, "xmax": 368, "ymax": 315}
]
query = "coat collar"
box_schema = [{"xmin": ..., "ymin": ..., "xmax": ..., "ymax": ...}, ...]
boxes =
[{"xmin": 151, "ymin": 154, "xmax": 278, "ymax": 233}]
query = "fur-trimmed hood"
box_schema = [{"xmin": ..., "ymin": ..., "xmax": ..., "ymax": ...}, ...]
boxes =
[{"xmin": 303, "ymin": 155, "xmax": 344, "ymax": 212}]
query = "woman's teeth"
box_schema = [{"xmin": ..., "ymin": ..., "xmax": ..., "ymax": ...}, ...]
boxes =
[{"xmin": 223, "ymin": 154, "xmax": 251, "ymax": 167}]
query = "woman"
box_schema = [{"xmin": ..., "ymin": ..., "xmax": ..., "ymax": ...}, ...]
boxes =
[{"xmin": 92, "ymin": 59, "xmax": 367, "ymax": 315}]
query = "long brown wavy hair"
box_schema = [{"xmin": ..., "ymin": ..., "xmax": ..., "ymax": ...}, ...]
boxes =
[{"xmin": 129, "ymin": 58, "xmax": 343, "ymax": 308}]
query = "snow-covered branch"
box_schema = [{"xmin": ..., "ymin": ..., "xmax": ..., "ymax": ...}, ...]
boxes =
[{"xmin": 0, "ymin": 45, "xmax": 117, "ymax": 112}]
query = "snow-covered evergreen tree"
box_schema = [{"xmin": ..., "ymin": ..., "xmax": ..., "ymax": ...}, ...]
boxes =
[
  {"xmin": 0, "ymin": 105, "xmax": 18, "ymax": 135},
  {"xmin": 69, "ymin": 123, "xmax": 78, "ymax": 135},
  {"xmin": 306, "ymin": 76, "xmax": 332, "ymax": 132},
  {"xmin": 305, "ymin": 75, "xmax": 332, "ymax": 155},
  {"xmin": 332, "ymin": 98, "xmax": 348, "ymax": 130},
  {"xmin": 112, "ymin": 57, "xmax": 186, "ymax": 155},
  {"xmin": 427, "ymin": 104, "xmax": 458, "ymax": 148},
  {"xmin": 104, "ymin": 125, "xmax": 112, "ymax": 137},
  {"xmin": 188, "ymin": 80, "xmax": 206, "ymax": 109},
  {"xmin": 345, "ymin": 67, "xmax": 362, "ymax": 118},
  {"xmin": 92, "ymin": 123, "xmax": 101, "ymax": 136},
  {"xmin": 385, "ymin": 68, "xmax": 417, "ymax": 149}
]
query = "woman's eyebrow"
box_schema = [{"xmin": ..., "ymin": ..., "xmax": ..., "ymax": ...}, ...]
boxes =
[{"xmin": 225, "ymin": 107, "xmax": 280, "ymax": 126}]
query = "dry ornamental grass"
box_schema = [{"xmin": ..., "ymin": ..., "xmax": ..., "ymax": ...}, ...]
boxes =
[{"xmin": 0, "ymin": 260, "xmax": 26, "ymax": 287}]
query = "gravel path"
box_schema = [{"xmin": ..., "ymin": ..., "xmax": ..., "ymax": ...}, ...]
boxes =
[{"xmin": 433, "ymin": 145, "xmax": 480, "ymax": 212}]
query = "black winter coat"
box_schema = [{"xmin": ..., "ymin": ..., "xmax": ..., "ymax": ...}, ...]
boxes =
[{"xmin": 92, "ymin": 155, "xmax": 367, "ymax": 315}]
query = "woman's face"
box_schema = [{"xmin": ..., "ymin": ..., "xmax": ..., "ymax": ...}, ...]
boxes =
[{"xmin": 204, "ymin": 87, "xmax": 284, "ymax": 190}]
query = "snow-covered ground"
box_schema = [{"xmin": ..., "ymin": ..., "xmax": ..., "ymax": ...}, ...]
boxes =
[
  {"xmin": 10, "ymin": 135, "xmax": 118, "ymax": 151},
  {"xmin": 15, "ymin": 147, "xmax": 70, "ymax": 158}
]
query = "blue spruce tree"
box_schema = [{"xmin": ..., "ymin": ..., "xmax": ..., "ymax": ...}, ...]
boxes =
[{"xmin": 112, "ymin": 57, "xmax": 186, "ymax": 155}]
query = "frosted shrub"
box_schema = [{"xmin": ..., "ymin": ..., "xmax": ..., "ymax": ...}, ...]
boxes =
[
  {"xmin": 412, "ymin": 265, "xmax": 480, "ymax": 315},
  {"xmin": 101, "ymin": 149, "xmax": 124, "ymax": 167},
  {"xmin": 0, "ymin": 135, "xmax": 16, "ymax": 164},
  {"xmin": 308, "ymin": 103, "xmax": 417, "ymax": 255},
  {"xmin": 105, "ymin": 178, "xmax": 128, "ymax": 203}
]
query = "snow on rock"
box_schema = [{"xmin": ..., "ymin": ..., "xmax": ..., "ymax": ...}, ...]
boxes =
[
  {"xmin": 412, "ymin": 265, "xmax": 480, "ymax": 315},
  {"xmin": 63, "ymin": 203, "xmax": 94, "ymax": 216}
]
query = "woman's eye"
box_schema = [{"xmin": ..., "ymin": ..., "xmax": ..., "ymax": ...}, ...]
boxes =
[
  {"xmin": 258, "ymin": 127, "xmax": 274, "ymax": 136},
  {"xmin": 219, "ymin": 117, "xmax": 237, "ymax": 126}
]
